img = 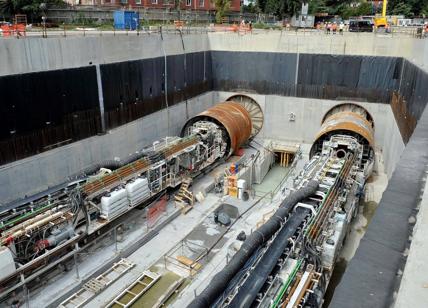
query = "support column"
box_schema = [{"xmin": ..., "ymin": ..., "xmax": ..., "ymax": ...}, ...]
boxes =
[
  {"xmin": 160, "ymin": 33, "xmax": 170, "ymax": 136},
  {"xmin": 74, "ymin": 242, "xmax": 80, "ymax": 280},
  {"xmin": 294, "ymin": 52, "xmax": 300, "ymax": 97},
  {"xmin": 95, "ymin": 64, "xmax": 106, "ymax": 133}
]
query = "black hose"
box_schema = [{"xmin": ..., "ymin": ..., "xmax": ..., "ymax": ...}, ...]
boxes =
[
  {"xmin": 188, "ymin": 180, "xmax": 319, "ymax": 308},
  {"xmin": 228, "ymin": 207, "xmax": 309, "ymax": 307}
]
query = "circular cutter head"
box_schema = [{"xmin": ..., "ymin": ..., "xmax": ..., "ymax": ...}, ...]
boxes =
[
  {"xmin": 181, "ymin": 102, "xmax": 253, "ymax": 156},
  {"xmin": 310, "ymin": 103, "xmax": 375, "ymax": 158}
]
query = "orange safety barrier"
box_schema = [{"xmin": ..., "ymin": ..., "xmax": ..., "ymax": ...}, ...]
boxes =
[
  {"xmin": 1, "ymin": 24, "xmax": 26, "ymax": 37},
  {"xmin": 212, "ymin": 24, "xmax": 252, "ymax": 33},
  {"xmin": 174, "ymin": 20, "xmax": 184, "ymax": 30},
  {"xmin": 1, "ymin": 25, "xmax": 11, "ymax": 37},
  {"xmin": 14, "ymin": 24, "xmax": 26, "ymax": 37},
  {"xmin": 147, "ymin": 195, "xmax": 168, "ymax": 228}
]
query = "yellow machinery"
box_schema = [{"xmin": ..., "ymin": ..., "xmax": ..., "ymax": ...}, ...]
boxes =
[{"xmin": 374, "ymin": 0, "xmax": 388, "ymax": 28}]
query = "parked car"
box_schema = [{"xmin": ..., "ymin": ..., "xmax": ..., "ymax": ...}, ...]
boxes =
[{"xmin": 349, "ymin": 20, "xmax": 373, "ymax": 32}]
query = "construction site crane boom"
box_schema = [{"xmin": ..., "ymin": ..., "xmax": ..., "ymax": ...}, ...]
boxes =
[{"xmin": 374, "ymin": 0, "xmax": 388, "ymax": 29}]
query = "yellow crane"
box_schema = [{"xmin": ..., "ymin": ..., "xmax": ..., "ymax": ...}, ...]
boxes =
[{"xmin": 374, "ymin": 0, "xmax": 388, "ymax": 28}]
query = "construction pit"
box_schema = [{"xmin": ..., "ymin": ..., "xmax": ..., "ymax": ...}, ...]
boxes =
[{"xmin": 0, "ymin": 32, "xmax": 428, "ymax": 308}]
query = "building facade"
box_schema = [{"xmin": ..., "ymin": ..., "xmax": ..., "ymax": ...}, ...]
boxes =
[{"xmin": 77, "ymin": 0, "xmax": 242, "ymax": 12}]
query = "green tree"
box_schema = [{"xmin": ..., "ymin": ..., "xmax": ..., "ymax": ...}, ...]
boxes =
[
  {"xmin": 258, "ymin": 0, "xmax": 303, "ymax": 18},
  {"xmin": 336, "ymin": 4, "xmax": 358, "ymax": 19},
  {"xmin": 404, "ymin": 0, "xmax": 428, "ymax": 16},
  {"xmin": 309, "ymin": 0, "xmax": 329, "ymax": 14},
  {"xmin": 257, "ymin": 0, "xmax": 267, "ymax": 12},
  {"xmin": 211, "ymin": 0, "xmax": 231, "ymax": 23},
  {"xmin": 283, "ymin": 0, "xmax": 303, "ymax": 16},
  {"xmin": 422, "ymin": 3, "xmax": 428, "ymax": 16},
  {"xmin": 265, "ymin": 0, "xmax": 280, "ymax": 15},
  {"xmin": 242, "ymin": 0, "xmax": 260, "ymax": 14},
  {"xmin": 258, "ymin": 0, "xmax": 428, "ymax": 19},
  {"xmin": 0, "ymin": 0, "xmax": 65, "ymax": 18},
  {"xmin": 356, "ymin": 2, "xmax": 373, "ymax": 16},
  {"xmin": 392, "ymin": 2, "xmax": 413, "ymax": 17},
  {"xmin": 389, "ymin": 0, "xmax": 428, "ymax": 16}
]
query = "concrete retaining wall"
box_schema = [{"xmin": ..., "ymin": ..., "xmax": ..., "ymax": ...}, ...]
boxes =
[
  {"xmin": 1, "ymin": 32, "xmax": 425, "ymax": 203},
  {"xmin": 0, "ymin": 92, "xmax": 214, "ymax": 205},
  {"xmin": 217, "ymin": 91, "xmax": 404, "ymax": 177},
  {"xmin": 208, "ymin": 32, "xmax": 428, "ymax": 72},
  {"xmin": 0, "ymin": 33, "xmax": 208, "ymax": 76},
  {"xmin": 1, "ymin": 90, "xmax": 404, "ymax": 205},
  {"xmin": 3, "ymin": 32, "xmax": 427, "ymax": 77}
]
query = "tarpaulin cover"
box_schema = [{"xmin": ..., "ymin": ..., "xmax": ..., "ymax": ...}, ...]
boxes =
[
  {"xmin": 100, "ymin": 52, "xmax": 212, "ymax": 129},
  {"xmin": 0, "ymin": 66, "xmax": 100, "ymax": 164},
  {"xmin": 1, "ymin": 50, "xmax": 426, "ymax": 167},
  {"xmin": 211, "ymin": 51, "xmax": 403, "ymax": 103},
  {"xmin": 400, "ymin": 59, "xmax": 428, "ymax": 121},
  {"xmin": 296, "ymin": 54, "xmax": 401, "ymax": 102},
  {"xmin": 211, "ymin": 51, "xmax": 297, "ymax": 96}
]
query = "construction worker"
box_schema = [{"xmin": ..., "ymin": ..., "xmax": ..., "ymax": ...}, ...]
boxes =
[
  {"xmin": 385, "ymin": 23, "xmax": 391, "ymax": 34},
  {"xmin": 339, "ymin": 22, "xmax": 344, "ymax": 35},
  {"xmin": 332, "ymin": 22, "xmax": 337, "ymax": 34}
]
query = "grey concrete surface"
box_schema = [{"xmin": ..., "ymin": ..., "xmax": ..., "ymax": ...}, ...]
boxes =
[
  {"xmin": 0, "ymin": 33, "xmax": 209, "ymax": 76},
  {"xmin": 2, "ymin": 32, "xmax": 427, "ymax": 76},
  {"xmin": 217, "ymin": 91, "xmax": 404, "ymax": 177},
  {"xmin": 395, "ymin": 178, "xmax": 428, "ymax": 308},
  {"xmin": 330, "ymin": 95, "xmax": 428, "ymax": 308},
  {"xmin": 0, "ymin": 92, "xmax": 215, "ymax": 205},
  {"xmin": 0, "ymin": 31, "xmax": 425, "ymax": 307},
  {"xmin": 0, "ymin": 91, "xmax": 403, "ymax": 206},
  {"xmin": 208, "ymin": 32, "xmax": 428, "ymax": 73}
]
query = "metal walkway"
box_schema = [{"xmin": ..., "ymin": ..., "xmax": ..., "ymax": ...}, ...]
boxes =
[
  {"xmin": 106, "ymin": 270, "xmax": 161, "ymax": 308},
  {"xmin": 59, "ymin": 258, "xmax": 135, "ymax": 308}
]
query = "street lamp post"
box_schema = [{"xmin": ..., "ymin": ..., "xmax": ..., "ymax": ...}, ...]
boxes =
[{"xmin": 42, "ymin": 16, "xmax": 47, "ymax": 38}]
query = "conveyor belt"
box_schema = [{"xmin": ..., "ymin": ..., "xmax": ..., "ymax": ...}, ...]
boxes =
[
  {"xmin": 82, "ymin": 136, "xmax": 199, "ymax": 198},
  {"xmin": 0, "ymin": 182, "xmax": 69, "ymax": 214},
  {"xmin": 82, "ymin": 158, "xmax": 151, "ymax": 197}
]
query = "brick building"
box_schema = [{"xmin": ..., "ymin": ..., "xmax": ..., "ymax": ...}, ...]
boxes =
[{"xmin": 77, "ymin": 0, "xmax": 242, "ymax": 12}]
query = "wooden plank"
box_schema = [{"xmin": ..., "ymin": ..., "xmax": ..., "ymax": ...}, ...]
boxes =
[{"xmin": 176, "ymin": 256, "xmax": 202, "ymax": 270}]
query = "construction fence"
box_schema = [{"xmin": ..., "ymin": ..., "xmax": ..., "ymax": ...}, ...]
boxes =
[
  {"xmin": 147, "ymin": 195, "xmax": 168, "ymax": 229},
  {"xmin": 45, "ymin": 7, "xmax": 276, "ymax": 25}
]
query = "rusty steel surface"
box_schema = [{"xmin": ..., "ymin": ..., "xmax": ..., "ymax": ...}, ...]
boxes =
[
  {"xmin": 185, "ymin": 102, "xmax": 252, "ymax": 153},
  {"xmin": 315, "ymin": 111, "xmax": 375, "ymax": 147},
  {"xmin": 161, "ymin": 136, "xmax": 199, "ymax": 158},
  {"xmin": 321, "ymin": 102, "xmax": 374, "ymax": 129},
  {"xmin": 82, "ymin": 136, "xmax": 199, "ymax": 198},
  {"xmin": 391, "ymin": 92, "xmax": 416, "ymax": 144},
  {"xmin": 226, "ymin": 94, "xmax": 264, "ymax": 138},
  {"xmin": 82, "ymin": 158, "xmax": 150, "ymax": 197}
]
